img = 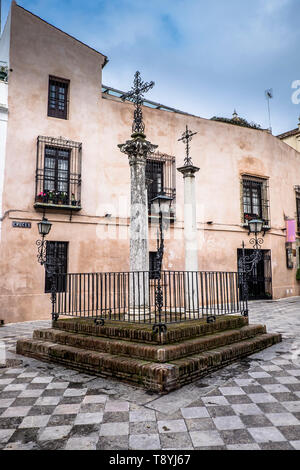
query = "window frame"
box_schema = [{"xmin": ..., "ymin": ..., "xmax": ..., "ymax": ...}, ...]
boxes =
[
  {"xmin": 296, "ymin": 197, "xmax": 300, "ymax": 233},
  {"xmin": 35, "ymin": 136, "xmax": 82, "ymax": 210},
  {"xmin": 43, "ymin": 145, "xmax": 71, "ymax": 201},
  {"xmin": 48, "ymin": 76, "xmax": 70, "ymax": 120},
  {"xmin": 146, "ymin": 152, "xmax": 176, "ymax": 219},
  {"xmin": 146, "ymin": 159, "xmax": 164, "ymax": 202},
  {"xmin": 149, "ymin": 251, "xmax": 159, "ymax": 280},
  {"xmin": 241, "ymin": 175, "xmax": 270, "ymax": 227}
]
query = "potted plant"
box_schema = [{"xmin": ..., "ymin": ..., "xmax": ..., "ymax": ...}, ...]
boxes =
[
  {"xmin": 71, "ymin": 193, "xmax": 77, "ymax": 206},
  {"xmin": 296, "ymin": 268, "xmax": 300, "ymax": 281},
  {"xmin": 36, "ymin": 191, "xmax": 46, "ymax": 203},
  {"xmin": 57, "ymin": 192, "xmax": 67, "ymax": 205},
  {"xmin": 47, "ymin": 191, "xmax": 54, "ymax": 204},
  {"xmin": 58, "ymin": 194, "xmax": 63, "ymax": 205}
]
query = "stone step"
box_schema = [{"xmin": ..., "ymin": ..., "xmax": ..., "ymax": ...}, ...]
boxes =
[
  {"xmin": 52, "ymin": 315, "xmax": 249, "ymax": 344},
  {"xmin": 32, "ymin": 324, "xmax": 266, "ymax": 363},
  {"xmin": 16, "ymin": 332, "xmax": 281, "ymax": 393}
]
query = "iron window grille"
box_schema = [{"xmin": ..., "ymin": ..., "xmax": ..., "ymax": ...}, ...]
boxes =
[
  {"xmin": 149, "ymin": 251, "xmax": 159, "ymax": 280},
  {"xmin": 241, "ymin": 176, "xmax": 270, "ymax": 227},
  {"xmin": 48, "ymin": 76, "xmax": 69, "ymax": 120},
  {"xmin": 45, "ymin": 241, "xmax": 68, "ymax": 293},
  {"xmin": 146, "ymin": 152, "xmax": 176, "ymax": 218},
  {"xmin": 35, "ymin": 136, "xmax": 82, "ymax": 209},
  {"xmin": 295, "ymin": 187, "xmax": 300, "ymax": 233},
  {"xmin": 297, "ymin": 197, "xmax": 300, "ymax": 233}
]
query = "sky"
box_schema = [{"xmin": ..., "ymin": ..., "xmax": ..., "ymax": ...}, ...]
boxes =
[{"xmin": 1, "ymin": 0, "xmax": 300, "ymax": 135}]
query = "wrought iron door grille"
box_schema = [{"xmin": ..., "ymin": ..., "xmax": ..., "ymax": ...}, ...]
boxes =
[
  {"xmin": 35, "ymin": 136, "xmax": 82, "ymax": 209},
  {"xmin": 237, "ymin": 249, "xmax": 272, "ymax": 300}
]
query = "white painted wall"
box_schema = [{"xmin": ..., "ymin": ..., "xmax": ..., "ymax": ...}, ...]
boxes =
[
  {"xmin": 0, "ymin": 8, "xmax": 11, "ymax": 65},
  {"xmin": 0, "ymin": 9, "xmax": 11, "ymax": 240}
]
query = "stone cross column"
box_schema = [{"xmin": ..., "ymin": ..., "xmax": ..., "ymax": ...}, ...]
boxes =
[
  {"xmin": 177, "ymin": 164, "xmax": 200, "ymax": 314},
  {"xmin": 119, "ymin": 135, "xmax": 157, "ymax": 319},
  {"xmin": 118, "ymin": 71, "xmax": 157, "ymax": 320}
]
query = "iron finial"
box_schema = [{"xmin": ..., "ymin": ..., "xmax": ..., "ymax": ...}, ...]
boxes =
[
  {"xmin": 121, "ymin": 71, "xmax": 155, "ymax": 135},
  {"xmin": 178, "ymin": 125, "xmax": 197, "ymax": 166}
]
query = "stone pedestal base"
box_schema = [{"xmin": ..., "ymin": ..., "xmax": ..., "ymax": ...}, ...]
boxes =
[
  {"xmin": 16, "ymin": 316, "xmax": 282, "ymax": 394},
  {"xmin": 184, "ymin": 310, "xmax": 201, "ymax": 319},
  {"xmin": 124, "ymin": 307, "xmax": 155, "ymax": 323}
]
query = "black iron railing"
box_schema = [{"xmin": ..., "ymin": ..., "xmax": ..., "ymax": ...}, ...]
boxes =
[{"xmin": 52, "ymin": 271, "xmax": 247, "ymax": 324}]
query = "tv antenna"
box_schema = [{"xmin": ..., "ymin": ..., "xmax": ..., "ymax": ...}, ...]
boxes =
[{"xmin": 265, "ymin": 88, "xmax": 273, "ymax": 134}]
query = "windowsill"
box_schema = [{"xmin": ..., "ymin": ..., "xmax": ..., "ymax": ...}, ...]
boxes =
[
  {"xmin": 34, "ymin": 202, "xmax": 81, "ymax": 211},
  {"xmin": 47, "ymin": 115, "xmax": 68, "ymax": 120}
]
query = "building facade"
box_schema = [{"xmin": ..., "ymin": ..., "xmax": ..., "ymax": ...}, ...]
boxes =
[
  {"xmin": 1, "ymin": 2, "xmax": 300, "ymax": 324},
  {"xmin": 277, "ymin": 118, "xmax": 300, "ymax": 153}
]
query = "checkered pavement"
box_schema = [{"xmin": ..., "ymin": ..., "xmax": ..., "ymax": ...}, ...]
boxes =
[{"xmin": 0, "ymin": 302, "xmax": 300, "ymax": 450}]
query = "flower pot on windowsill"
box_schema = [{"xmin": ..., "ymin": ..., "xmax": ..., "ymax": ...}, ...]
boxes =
[
  {"xmin": 71, "ymin": 200, "xmax": 77, "ymax": 206},
  {"xmin": 58, "ymin": 194, "xmax": 68, "ymax": 205},
  {"xmin": 37, "ymin": 192, "xmax": 47, "ymax": 203}
]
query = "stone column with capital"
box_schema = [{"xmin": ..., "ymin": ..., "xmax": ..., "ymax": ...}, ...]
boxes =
[
  {"xmin": 119, "ymin": 135, "xmax": 157, "ymax": 319},
  {"xmin": 118, "ymin": 71, "xmax": 158, "ymax": 320},
  {"xmin": 177, "ymin": 126, "xmax": 200, "ymax": 315},
  {"xmin": 119, "ymin": 135, "xmax": 157, "ymax": 275}
]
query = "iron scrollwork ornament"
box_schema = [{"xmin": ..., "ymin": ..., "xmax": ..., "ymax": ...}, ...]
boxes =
[
  {"xmin": 239, "ymin": 237, "xmax": 264, "ymax": 318},
  {"xmin": 152, "ymin": 203, "xmax": 167, "ymax": 334},
  {"xmin": 36, "ymin": 238, "xmax": 61, "ymax": 322},
  {"xmin": 36, "ymin": 239, "xmax": 47, "ymax": 266},
  {"xmin": 153, "ymin": 323, "xmax": 167, "ymax": 335},
  {"xmin": 249, "ymin": 236, "xmax": 264, "ymax": 251},
  {"xmin": 207, "ymin": 315, "xmax": 216, "ymax": 324}
]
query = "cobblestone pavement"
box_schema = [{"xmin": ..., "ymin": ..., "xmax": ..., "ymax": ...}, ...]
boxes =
[{"xmin": 0, "ymin": 298, "xmax": 300, "ymax": 450}]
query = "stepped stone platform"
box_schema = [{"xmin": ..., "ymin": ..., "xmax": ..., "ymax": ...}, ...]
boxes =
[{"xmin": 16, "ymin": 316, "xmax": 281, "ymax": 393}]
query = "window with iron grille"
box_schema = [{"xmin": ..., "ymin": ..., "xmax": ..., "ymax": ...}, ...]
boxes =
[
  {"xmin": 45, "ymin": 242, "xmax": 68, "ymax": 293},
  {"xmin": 241, "ymin": 176, "xmax": 269, "ymax": 226},
  {"xmin": 297, "ymin": 197, "xmax": 300, "ymax": 232},
  {"xmin": 149, "ymin": 251, "xmax": 159, "ymax": 280},
  {"xmin": 44, "ymin": 147, "xmax": 70, "ymax": 198},
  {"xmin": 48, "ymin": 76, "xmax": 69, "ymax": 119},
  {"xmin": 35, "ymin": 136, "xmax": 82, "ymax": 209},
  {"xmin": 146, "ymin": 152, "xmax": 176, "ymax": 217}
]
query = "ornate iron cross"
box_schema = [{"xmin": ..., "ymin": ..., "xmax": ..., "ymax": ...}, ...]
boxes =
[
  {"xmin": 121, "ymin": 71, "xmax": 155, "ymax": 135},
  {"xmin": 178, "ymin": 125, "xmax": 197, "ymax": 166}
]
